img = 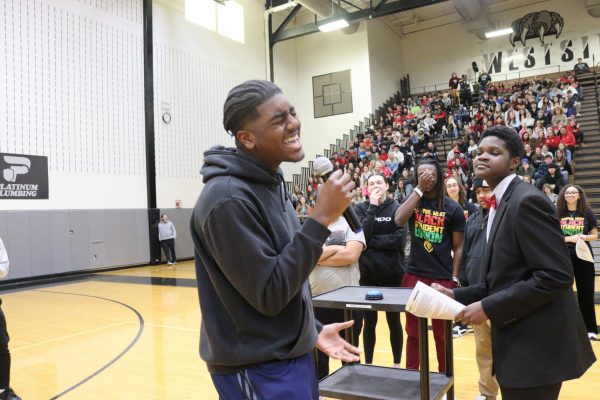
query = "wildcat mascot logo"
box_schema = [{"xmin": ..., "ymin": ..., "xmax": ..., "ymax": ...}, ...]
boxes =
[{"xmin": 509, "ymin": 10, "xmax": 564, "ymax": 47}]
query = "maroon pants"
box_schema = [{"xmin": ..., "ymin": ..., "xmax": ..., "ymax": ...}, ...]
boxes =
[{"xmin": 402, "ymin": 272, "xmax": 455, "ymax": 373}]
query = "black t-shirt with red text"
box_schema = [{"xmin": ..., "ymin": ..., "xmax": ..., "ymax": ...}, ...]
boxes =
[
  {"xmin": 406, "ymin": 196, "xmax": 465, "ymax": 279},
  {"xmin": 559, "ymin": 209, "xmax": 597, "ymax": 256}
]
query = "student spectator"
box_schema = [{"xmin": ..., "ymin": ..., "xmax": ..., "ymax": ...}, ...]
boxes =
[
  {"xmin": 354, "ymin": 173, "xmax": 405, "ymax": 367},
  {"xmin": 573, "ymin": 58, "xmax": 590, "ymax": 74},
  {"xmin": 523, "ymin": 143, "xmax": 535, "ymax": 162},
  {"xmin": 537, "ymin": 163, "xmax": 563, "ymax": 194},
  {"xmin": 543, "ymin": 183, "xmax": 558, "ymax": 204},
  {"xmin": 423, "ymin": 141, "xmax": 439, "ymax": 161},
  {"xmin": 478, "ymin": 71, "xmax": 492, "ymax": 93},
  {"xmin": 444, "ymin": 175, "xmax": 477, "ymax": 337},
  {"xmin": 394, "ymin": 180, "xmax": 408, "ymax": 204},
  {"xmin": 535, "ymin": 154, "xmax": 553, "ymax": 187},
  {"xmin": 557, "ymin": 185, "xmax": 598, "ymax": 341},
  {"xmin": 553, "ymin": 149, "xmax": 572, "ymax": 184},
  {"xmin": 459, "ymin": 74, "xmax": 473, "ymax": 107},
  {"xmin": 459, "ymin": 178, "xmax": 500, "ymax": 400},
  {"xmin": 394, "ymin": 159, "xmax": 465, "ymax": 373},
  {"xmin": 551, "ymin": 107, "xmax": 568, "ymax": 127},
  {"xmin": 296, "ymin": 195, "xmax": 310, "ymax": 217},
  {"xmin": 567, "ymin": 118, "xmax": 584, "ymax": 146},
  {"xmin": 310, "ymin": 213, "xmax": 365, "ymax": 379},
  {"xmin": 449, "ymin": 72, "xmax": 460, "ymax": 106},
  {"xmin": 559, "ymin": 126, "xmax": 576, "ymax": 153},
  {"xmin": 447, "ymin": 148, "xmax": 467, "ymax": 170},
  {"xmin": 564, "ymin": 90, "xmax": 581, "ymax": 117},
  {"xmin": 544, "ymin": 130, "xmax": 561, "ymax": 153},
  {"xmin": 517, "ymin": 158, "xmax": 536, "ymax": 182}
]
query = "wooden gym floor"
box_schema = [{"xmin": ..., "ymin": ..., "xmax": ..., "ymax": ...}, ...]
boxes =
[{"xmin": 1, "ymin": 261, "xmax": 598, "ymax": 399}]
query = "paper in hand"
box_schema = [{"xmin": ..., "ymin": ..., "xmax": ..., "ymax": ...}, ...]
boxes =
[
  {"xmin": 406, "ymin": 281, "xmax": 465, "ymax": 320},
  {"xmin": 575, "ymin": 238, "xmax": 594, "ymax": 262}
]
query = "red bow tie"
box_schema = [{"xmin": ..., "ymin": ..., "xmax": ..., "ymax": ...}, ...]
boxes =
[{"xmin": 483, "ymin": 194, "xmax": 497, "ymax": 209}]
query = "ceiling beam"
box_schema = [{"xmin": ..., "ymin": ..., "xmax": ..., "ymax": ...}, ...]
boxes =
[
  {"xmin": 273, "ymin": 4, "xmax": 303, "ymax": 38},
  {"xmin": 272, "ymin": 0, "xmax": 447, "ymax": 43}
]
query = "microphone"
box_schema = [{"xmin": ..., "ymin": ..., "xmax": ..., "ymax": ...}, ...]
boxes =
[{"xmin": 313, "ymin": 157, "xmax": 363, "ymax": 233}]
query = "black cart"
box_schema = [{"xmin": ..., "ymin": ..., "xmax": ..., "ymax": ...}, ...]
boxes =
[{"xmin": 312, "ymin": 286, "xmax": 454, "ymax": 400}]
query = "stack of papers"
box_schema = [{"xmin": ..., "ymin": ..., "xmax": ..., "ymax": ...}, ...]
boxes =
[{"xmin": 406, "ymin": 281, "xmax": 465, "ymax": 320}]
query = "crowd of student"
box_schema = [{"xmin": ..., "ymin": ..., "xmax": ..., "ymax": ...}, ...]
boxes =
[{"xmin": 292, "ymin": 70, "xmax": 588, "ymax": 216}]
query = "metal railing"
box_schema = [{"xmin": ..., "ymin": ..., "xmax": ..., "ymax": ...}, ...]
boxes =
[
  {"xmin": 409, "ymin": 65, "xmax": 562, "ymax": 95},
  {"xmin": 593, "ymin": 54, "xmax": 600, "ymax": 130}
]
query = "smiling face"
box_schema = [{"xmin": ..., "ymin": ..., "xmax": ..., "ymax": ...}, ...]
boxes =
[
  {"xmin": 236, "ymin": 93, "xmax": 303, "ymax": 171},
  {"xmin": 474, "ymin": 136, "xmax": 520, "ymax": 188},
  {"xmin": 563, "ymin": 185, "xmax": 580, "ymax": 206},
  {"xmin": 444, "ymin": 177, "xmax": 460, "ymax": 200}
]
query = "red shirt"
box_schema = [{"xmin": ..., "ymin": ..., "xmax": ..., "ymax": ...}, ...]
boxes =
[
  {"xmin": 545, "ymin": 135, "xmax": 561, "ymax": 149},
  {"xmin": 560, "ymin": 132, "xmax": 576, "ymax": 148},
  {"xmin": 447, "ymin": 156, "xmax": 467, "ymax": 170},
  {"xmin": 567, "ymin": 125, "xmax": 580, "ymax": 137}
]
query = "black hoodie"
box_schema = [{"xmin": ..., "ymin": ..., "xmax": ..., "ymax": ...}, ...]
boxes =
[
  {"xmin": 191, "ymin": 146, "xmax": 330, "ymax": 374},
  {"xmin": 354, "ymin": 198, "xmax": 405, "ymax": 285}
]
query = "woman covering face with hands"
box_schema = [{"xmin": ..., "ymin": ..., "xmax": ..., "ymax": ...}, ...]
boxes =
[{"xmin": 353, "ymin": 173, "xmax": 406, "ymax": 367}]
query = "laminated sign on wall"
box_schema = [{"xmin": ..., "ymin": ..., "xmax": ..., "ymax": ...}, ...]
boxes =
[{"xmin": 0, "ymin": 153, "xmax": 49, "ymax": 199}]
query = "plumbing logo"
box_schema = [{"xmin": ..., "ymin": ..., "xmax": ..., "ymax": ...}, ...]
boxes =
[{"xmin": 2, "ymin": 155, "xmax": 31, "ymax": 182}]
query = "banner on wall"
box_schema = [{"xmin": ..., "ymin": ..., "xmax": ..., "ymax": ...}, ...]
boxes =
[
  {"xmin": 482, "ymin": 35, "xmax": 600, "ymax": 75},
  {"xmin": 477, "ymin": 10, "xmax": 598, "ymax": 77},
  {"xmin": 481, "ymin": 33, "xmax": 598, "ymax": 76},
  {"xmin": 0, "ymin": 153, "xmax": 49, "ymax": 199}
]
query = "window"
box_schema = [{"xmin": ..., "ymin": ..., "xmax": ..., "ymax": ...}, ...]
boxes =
[{"xmin": 185, "ymin": 0, "xmax": 245, "ymax": 44}]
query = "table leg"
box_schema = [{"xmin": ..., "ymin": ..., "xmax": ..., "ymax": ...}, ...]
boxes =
[
  {"xmin": 419, "ymin": 317, "xmax": 430, "ymax": 400},
  {"xmin": 444, "ymin": 319, "xmax": 454, "ymax": 400},
  {"xmin": 343, "ymin": 309, "xmax": 354, "ymax": 345}
]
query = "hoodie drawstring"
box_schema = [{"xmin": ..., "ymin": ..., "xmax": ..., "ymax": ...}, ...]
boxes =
[{"xmin": 277, "ymin": 173, "xmax": 288, "ymax": 212}]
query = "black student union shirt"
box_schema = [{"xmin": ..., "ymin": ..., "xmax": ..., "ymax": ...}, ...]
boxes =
[
  {"xmin": 559, "ymin": 209, "xmax": 597, "ymax": 256},
  {"xmin": 406, "ymin": 196, "xmax": 465, "ymax": 279}
]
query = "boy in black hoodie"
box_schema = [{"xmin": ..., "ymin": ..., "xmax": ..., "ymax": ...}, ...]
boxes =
[{"xmin": 191, "ymin": 80, "xmax": 361, "ymax": 399}]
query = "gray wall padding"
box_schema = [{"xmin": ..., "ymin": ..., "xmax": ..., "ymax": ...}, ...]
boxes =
[{"xmin": 0, "ymin": 209, "xmax": 151, "ymax": 280}]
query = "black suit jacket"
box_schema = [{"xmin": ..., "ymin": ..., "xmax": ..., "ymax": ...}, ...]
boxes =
[{"xmin": 455, "ymin": 177, "xmax": 595, "ymax": 388}]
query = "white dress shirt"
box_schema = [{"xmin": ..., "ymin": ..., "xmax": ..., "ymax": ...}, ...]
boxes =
[{"xmin": 486, "ymin": 174, "xmax": 517, "ymax": 241}]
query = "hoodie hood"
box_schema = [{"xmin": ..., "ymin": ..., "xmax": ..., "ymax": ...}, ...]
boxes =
[
  {"xmin": 201, "ymin": 146, "xmax": 288, "ymax": 210},
  {"xmin": 201, "ymin": 146, "xmax": 281, "ymax": 185}
]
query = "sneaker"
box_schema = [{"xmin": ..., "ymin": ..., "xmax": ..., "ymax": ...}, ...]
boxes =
[
  {"xmin": 453, "ymin": 326, "xmax": 468, "ymax": 338},
  {"xmin": 173, "ymin": 261, "xmax": 177, "ymax": 265},
  {"xmin": 167, "ymin": 262, "xmax": 173, "ymax": 266},
  {"xmin": 576, "ymin": 113, "xmax": 581, "ymax": 117},
  {"xmin": 0, "ymin": 388, "xmax": 22, "ymax": 400},
  {"xmin": 475, "ymin": 396, "xmax": 496, "ymax": 400},
  {"xmin": 589, "ymin": 332, "xmax": 598, "ymax": 341}
]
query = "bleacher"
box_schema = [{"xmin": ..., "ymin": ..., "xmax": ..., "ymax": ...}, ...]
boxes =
[{"xmin": 288, "ymin": 67, "xmax": 600, "ymax": 275}]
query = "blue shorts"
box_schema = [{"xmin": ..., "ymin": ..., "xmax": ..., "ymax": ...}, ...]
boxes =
[{"xmin": 210, "ymin": 352, "xmax": 319, "ymax": 400}]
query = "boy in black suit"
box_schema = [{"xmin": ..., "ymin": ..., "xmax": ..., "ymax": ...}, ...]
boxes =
[{"xmin": 434, "ymin": 125, "xmax": 595, "ymax": 400}]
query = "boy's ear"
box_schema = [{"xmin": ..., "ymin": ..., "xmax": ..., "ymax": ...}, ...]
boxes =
[
  {"xmin": 510, "ymin": 156, "xmax": 521, "ymax": 171},
  {"xmin": 236, "ymin": 130, "xmax": 256, "ymax": 151}
]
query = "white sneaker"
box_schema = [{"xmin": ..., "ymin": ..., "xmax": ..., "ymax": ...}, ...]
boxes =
[
  {"xmin": 453, "ymin": 326, "xmax": 468, "ymax": 338},
  {"xmin": 167, "ymin": 262, "xmax": 173, "ymax": 266},
  {"xmin": 589, "ymin": 332, "xmax": 598, "ymax": 341},
  {"xmin": 475, "ymin": 395, "xmax": 496, "ymax": 400},
  {"xmin": 173, "ymin": 261, "xmax": 177, "ymax": 265}
]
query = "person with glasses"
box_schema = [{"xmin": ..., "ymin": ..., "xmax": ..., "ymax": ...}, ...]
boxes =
[{"xmin": 557, "ymin": 185, "xmax": 599, "ymax": 341}]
